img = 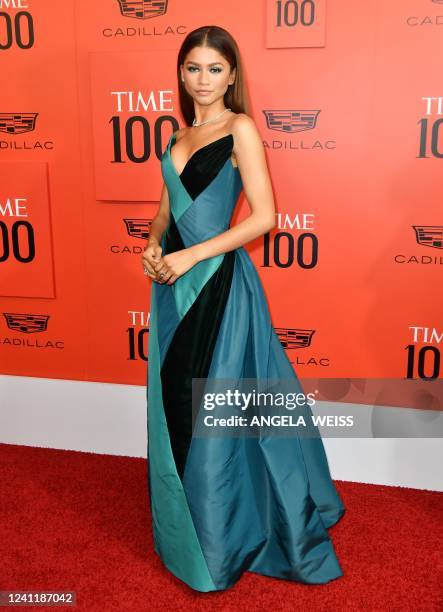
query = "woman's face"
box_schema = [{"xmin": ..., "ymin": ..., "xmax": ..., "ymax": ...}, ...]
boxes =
[{"xmin": 180, "ymin": 45, "xmax": 235, "ymax": 106}]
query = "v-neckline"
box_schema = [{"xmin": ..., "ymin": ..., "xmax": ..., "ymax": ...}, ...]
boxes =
[{"xmin": 167, "ymin": 133, "xmax": 234, "ymax": 178}]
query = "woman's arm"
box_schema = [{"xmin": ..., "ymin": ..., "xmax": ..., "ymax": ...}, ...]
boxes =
[
  {"xmin": 191, "ymin": 113, "xmax": 276, "ymax": 263},
  {"xmin": 141, "ymin": 181, "xmax": 170, "ymax": 280},
  {"xmin": 146, "ymin": 181, "xmax": 170, "ymax": 247}
]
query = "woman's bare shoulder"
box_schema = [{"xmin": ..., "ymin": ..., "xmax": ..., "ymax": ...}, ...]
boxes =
[
  {"xmin": 230, "ymin": 113, "xmax": 262, "ymax": 147},
  {"xmin": 230, "ymin": 112, "xmax": 254, "ymax": 128}
]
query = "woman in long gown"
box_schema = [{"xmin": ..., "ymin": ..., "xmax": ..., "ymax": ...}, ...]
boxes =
[{"xmin": 142, "ymin": 25, "xmax": 345, "ymax": 592}]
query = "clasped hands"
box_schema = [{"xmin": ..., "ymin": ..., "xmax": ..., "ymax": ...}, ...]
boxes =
[{"xmin": 142, "ymin": 240, "xmax": 199, "ymax": 285}]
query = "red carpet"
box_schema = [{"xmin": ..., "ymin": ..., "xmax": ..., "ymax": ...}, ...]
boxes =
[{"xmin": 0, "ymin": 443, "xmax": 441, "ymax": 611}]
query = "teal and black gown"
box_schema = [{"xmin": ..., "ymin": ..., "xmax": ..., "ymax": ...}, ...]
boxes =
[{"xmin": 147, "ymin": 131, "xmax": 345, "ymax": 592}]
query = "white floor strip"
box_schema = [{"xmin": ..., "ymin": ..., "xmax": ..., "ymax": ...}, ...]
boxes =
[{"xmin": 0, "ymin": 375, "xmax": 441, "ymax": 491}]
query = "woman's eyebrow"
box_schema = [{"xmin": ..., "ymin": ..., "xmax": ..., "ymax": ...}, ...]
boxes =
[{"xmin": 184, "ymin": 61, "xmax": 223, "ymax": 66}]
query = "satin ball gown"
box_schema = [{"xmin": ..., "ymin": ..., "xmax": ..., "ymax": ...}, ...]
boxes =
[{"xmin": 146, "ymin": 130, "xmax": 345, "ymax": 592}]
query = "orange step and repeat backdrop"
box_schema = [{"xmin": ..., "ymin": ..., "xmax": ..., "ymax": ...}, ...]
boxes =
[{"xmin": 1, "ymin": 1, "xmax": 442, "ymax": 391}]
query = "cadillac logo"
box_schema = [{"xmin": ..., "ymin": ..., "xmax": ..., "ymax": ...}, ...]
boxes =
[
  {"xmin": 124, "ymin": 218, "xmax": 152, "ymax": 240},
  {"xmin": 413, "ymin": 226, "xmax": 443, "ymax": 250},
  {"xmin": 0, "ymin": 113, "xmax": 38, "ymax": 135},
  {"xmin": 116, "ymin": 0, "xmax": 168, "ymax": 20},
  {"xmin": 3, "ymin": 313, "xmax": 50, "ymax": 334},
  {"xmin": 263, "ymin": 110, "xmax": 321, "ymax": 133},
  {"xmin": 275, "ymin": 328, "xmax": 316, "ymax": 349}
]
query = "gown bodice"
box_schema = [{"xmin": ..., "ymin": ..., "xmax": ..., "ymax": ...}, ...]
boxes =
[{"xmin": 160, "ymin": 132, "xmax": 244, "ymax": 249}]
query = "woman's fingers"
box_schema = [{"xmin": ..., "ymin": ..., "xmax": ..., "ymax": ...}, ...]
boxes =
[
  {"xmin": 158, "ymin": 268, "xmax": 174, "ymax": 283},
  {"xmin": 142, "ymin": 255, "xmax": 163, "ymax": 281},
  {"xmin": 145, "ymin": 264, "xmax": 157, "ymax": 278},
  {"xmin": 141, "ymin": 248, "xmax": 174, "ymax": 284},
  {"xmin": 153, "ymin": 259, "xmax": 170, "ymax": 282},
  {"xmin": 166, "ymin": 274, "xmax": 178, "ymax": 285}
]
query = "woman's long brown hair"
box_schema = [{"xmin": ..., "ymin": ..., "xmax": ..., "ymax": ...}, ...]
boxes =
[{"xmin": 176, "ymin": 25, "xmax": 251, "ymax": 126}]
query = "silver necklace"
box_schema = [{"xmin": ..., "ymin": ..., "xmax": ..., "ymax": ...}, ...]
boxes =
[{"xmin": 192, "ymin": 108, "xmax": 231, "ymax": 127}]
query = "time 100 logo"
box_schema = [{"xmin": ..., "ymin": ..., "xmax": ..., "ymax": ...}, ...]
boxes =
[{"xmin": 262, "ymin": 213, "xmax": 318, "ymax": 269}]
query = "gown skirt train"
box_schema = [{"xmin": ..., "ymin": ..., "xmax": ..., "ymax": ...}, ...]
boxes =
[{"xmin": 147, "ymin": 132, "xmax": 345, "ymax": 592}]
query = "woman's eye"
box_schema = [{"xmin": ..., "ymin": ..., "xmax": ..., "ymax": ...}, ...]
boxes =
[{"xmin": 186, "ymin": 66, "xmax": 222, "ymax": 73}]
